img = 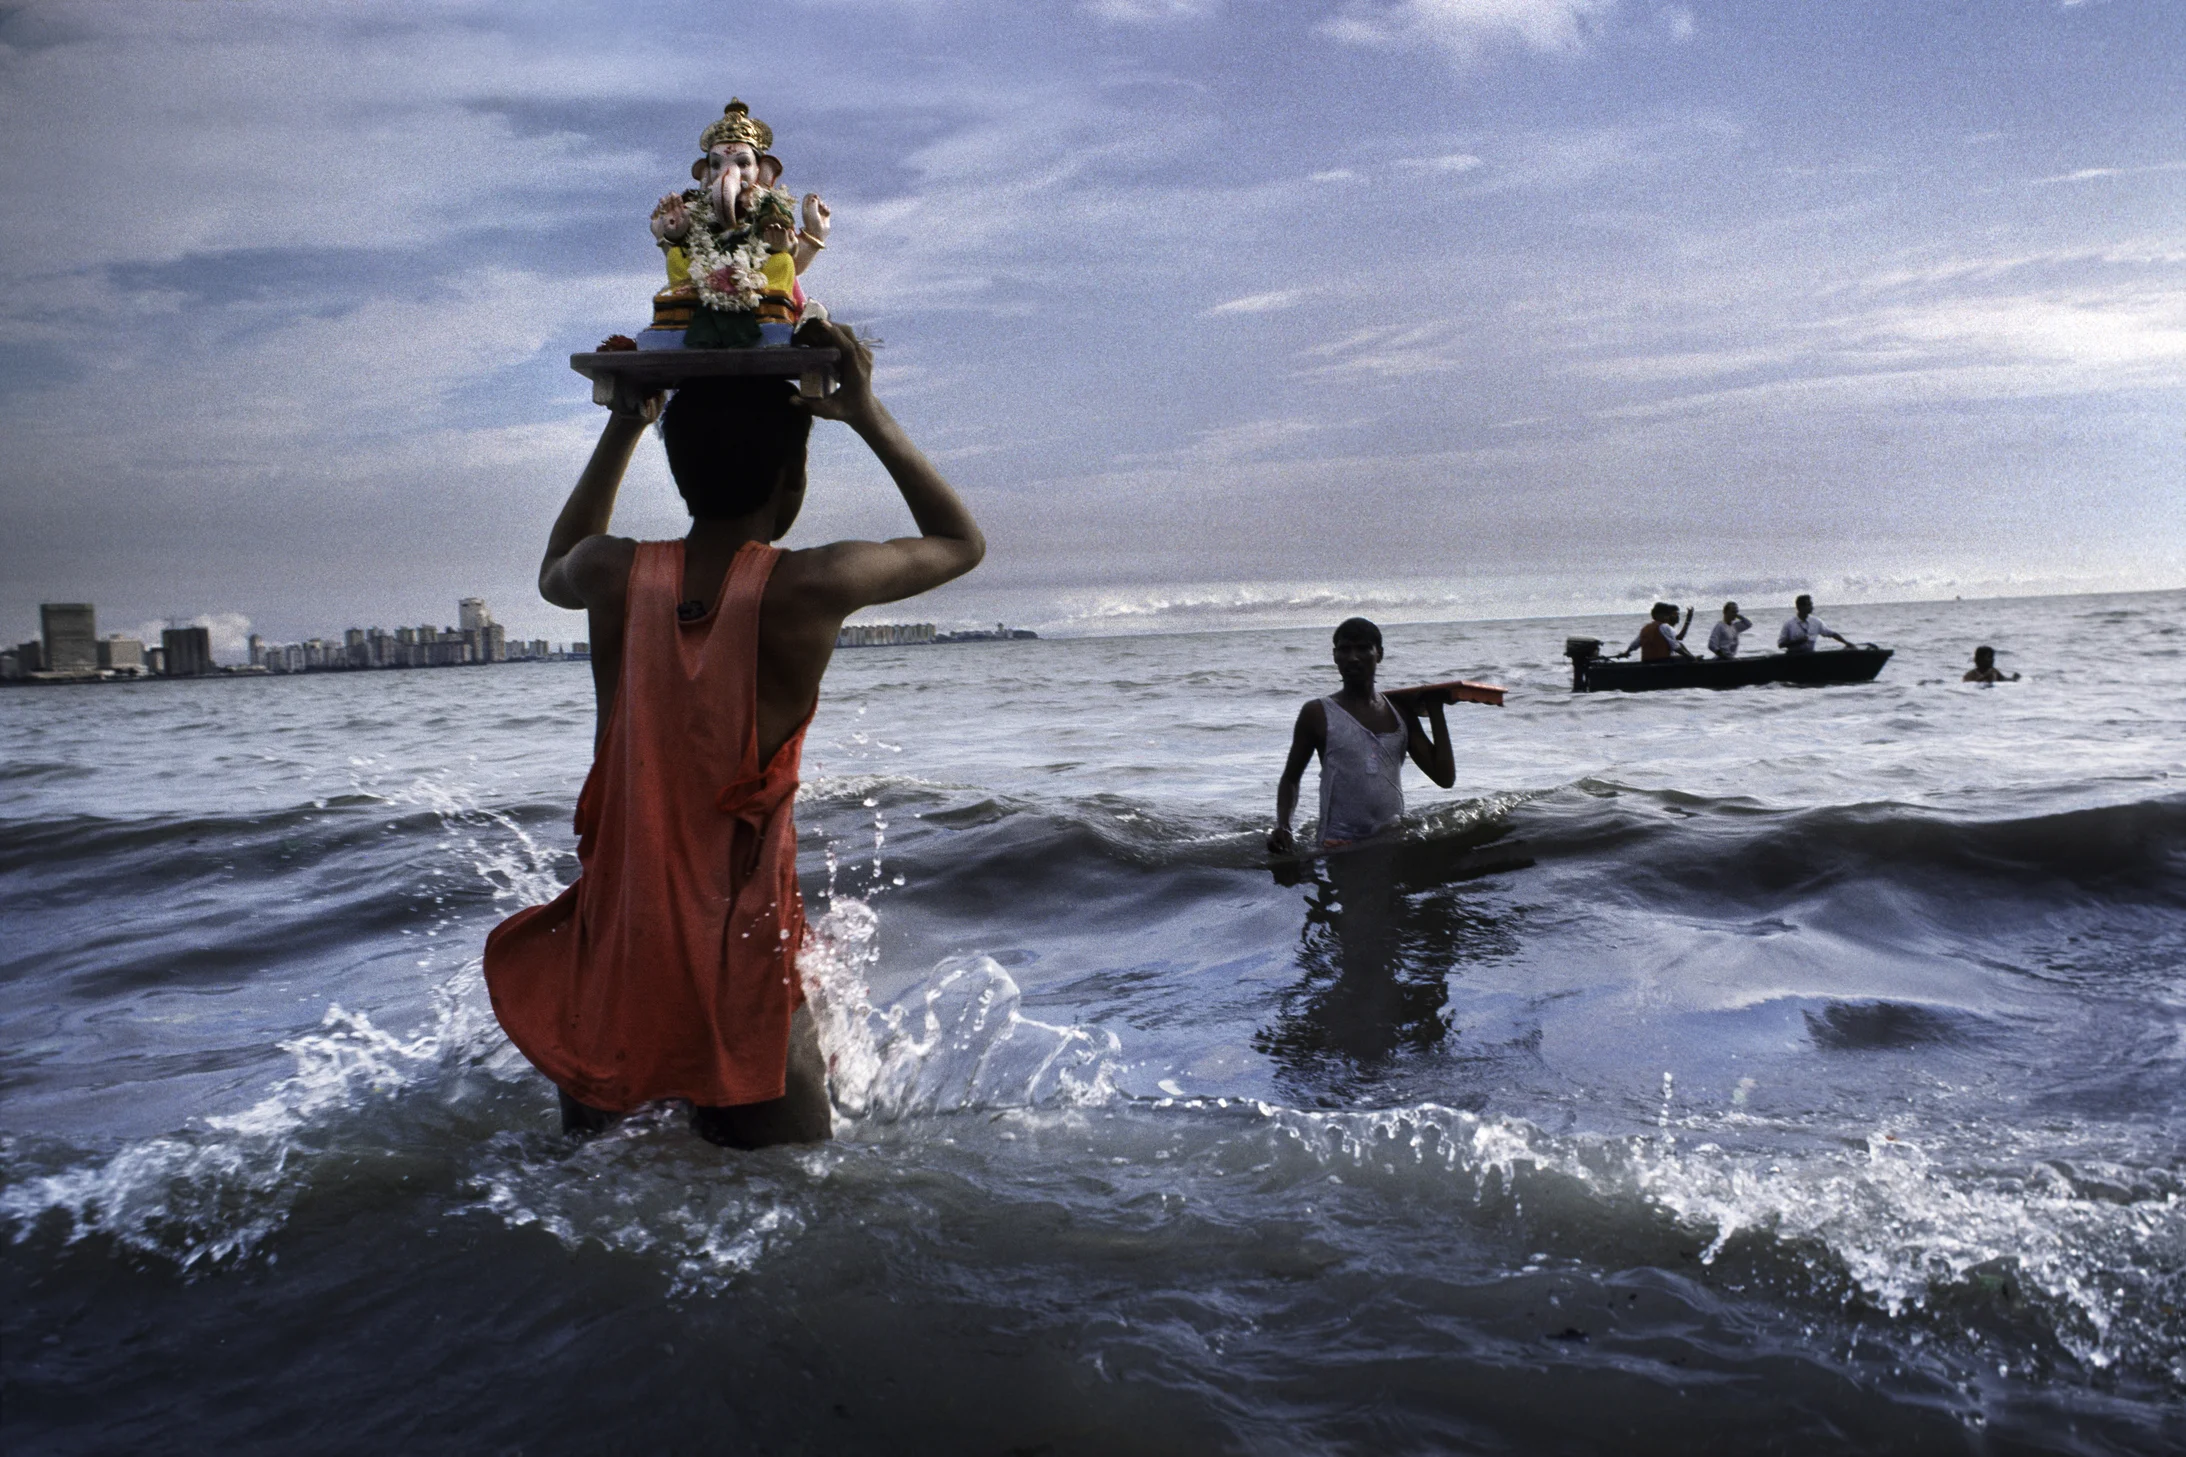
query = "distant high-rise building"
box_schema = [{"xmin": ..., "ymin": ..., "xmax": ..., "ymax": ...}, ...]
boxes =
[
  {"xmin": 248, "ymin": 633, "xmax": 265, "ymax": 667},
  {"xmin": 530, "ymin": 639, "xmax": 549, "ymax": 660},
  {"xmin": 459, "ymin": 597, "xmax": 492, "ymax": 633},
  {"xmin": 161, "ymin": 625, "xmax": 213, "ymax": 677},
  {"xmin": 484, "ymin": 623, "xmax": 507, "ymax": 662},
  {"xmin": 98, "ymin": 635, "xmax": 144, "ymax": 672},
  {"xmin": 13, "ymin": 639, "xmax": 44, "ymax": 674},
  {"xmin": 40, "ymin": 603, "xmax": 98, "ymax": 673}
]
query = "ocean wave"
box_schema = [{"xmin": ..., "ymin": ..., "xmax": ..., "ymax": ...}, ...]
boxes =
[
  {"xmin": 849, "ymin": 779, "xmax": 2186, "ymax": 915},
  {"xmin": 7, "ymin": 961, "xmax": 2178, "ymax": 1384},
  {"xmin": 1526, "ymin": 784, "xmax": 2186, "ymax": 905},
  {"xmin": 0, "ymin": 896, "xmax": 1128, "ymax": 1299},
  {"xmin": 1223, "ymin": 1099, "xmax": 2186, "ymax": 1383},
  {"xmin": 0, "ymin": 977, "xmax": 505, "ymax": 1269}
]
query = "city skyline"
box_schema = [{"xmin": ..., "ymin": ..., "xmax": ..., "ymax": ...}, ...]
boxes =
[{"xmin": 2, "ymin": 594, "xmax": 588, "ymax": 681}]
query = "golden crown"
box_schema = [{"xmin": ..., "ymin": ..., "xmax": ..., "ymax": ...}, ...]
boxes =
[{"xmin": 699, "ymin": 99, "xmax": 773, "ymax": 154}]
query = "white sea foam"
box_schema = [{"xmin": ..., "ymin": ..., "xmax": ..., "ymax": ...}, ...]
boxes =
[
  {"xmin": 0, "ymin": 772, "xmax": 536, "ymax": 1269},
  {"xmin": 802, "ymin": 897, "xmax": 1123, "ymax": 1122},
  {"xmin": 0, "ymin": 996, "xmax": 465, "ymax": 1267},
  {"xmin": 1249, "ymin": 1101, "xmax": 2184, "ymax": 1378},
  {"xmin": 446, "ymin": 898, "xmax": 1125, "ymax": 1296}
]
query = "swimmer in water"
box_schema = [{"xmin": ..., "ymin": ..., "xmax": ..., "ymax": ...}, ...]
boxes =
[{"xmin": 1963, "ymin": 645, "xmax": 2019, "ymax": 683}]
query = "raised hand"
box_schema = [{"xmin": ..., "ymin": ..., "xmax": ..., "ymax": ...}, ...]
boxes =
[
  {"xmin": 790, "ymin": 318, "xmax": 876, "ymax": 427},
  {"xmin": 651, "ymin": 193, "xmax": 690, "ymax": 244},
  {"xmin": 801, "ymin": 192, "xmax": 832, "ymax": 243}
]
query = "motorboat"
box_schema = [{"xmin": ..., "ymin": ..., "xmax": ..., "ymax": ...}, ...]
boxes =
[{"xmin": 1563, "ymin": 638, "xmax": 1892, "ymax": 692}]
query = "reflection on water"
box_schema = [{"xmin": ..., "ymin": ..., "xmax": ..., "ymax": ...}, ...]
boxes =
[{"xmin": 1255, "ymin": 826, "xmax": 1532, "ymax": 1103}]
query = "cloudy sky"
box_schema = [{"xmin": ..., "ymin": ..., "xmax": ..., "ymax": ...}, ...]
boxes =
[{"xmin": 1, "ymin": 1, "xmax": 2180, "ymax": 650}]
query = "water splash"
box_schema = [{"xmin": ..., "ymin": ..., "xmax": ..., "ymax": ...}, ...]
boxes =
[
  {"xmin": 1250, "ymin": 1101, "xmax": 2185, "ymax": 1380},
  {"xmin": 382, "ymin": 772, "xmax": 572, "ymax": 908},
  {"xmin": 0, "ymin": 771, "xmax": 539, "ymax": 1270},
  {"xmin": 0, "ymin": 999, "xmax": 461, "ymax": 1268},
  {"xmin": 802, "ymin": 898, "xmax": 1121, "ymax": 1122}
]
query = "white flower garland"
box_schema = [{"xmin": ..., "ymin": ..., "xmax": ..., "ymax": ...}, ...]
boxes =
[{"xmin": 681, "ymin": 189, "xmax": 793, "ymax": 313}]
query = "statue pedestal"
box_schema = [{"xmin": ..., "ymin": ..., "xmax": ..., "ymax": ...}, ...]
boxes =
[{"xmin": 570, "ymin": 345, "xmax": 841, "ymax": 410}]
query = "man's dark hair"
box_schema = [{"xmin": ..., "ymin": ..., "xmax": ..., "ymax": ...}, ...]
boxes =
[
  {"xmin": 1651, "ymin": 601, "xmax": 1676, "ymax": 619},
  {"xmin": 659, "ymin": 376, "xmax": 813, "ymax": 520},
  {"xmin": 1332, "ymin": 616, "xmax": 1382, "ymax": 650}
]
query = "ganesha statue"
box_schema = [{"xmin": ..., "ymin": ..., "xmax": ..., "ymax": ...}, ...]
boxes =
[{"xmin": 639, "ymin": 98, "xmax": 831, "ymax": 350}]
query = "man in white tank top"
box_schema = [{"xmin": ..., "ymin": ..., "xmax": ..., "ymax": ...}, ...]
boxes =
[{"xmin": 1267, "ymin": 618, "xmax": 1456, "ymax": 853}]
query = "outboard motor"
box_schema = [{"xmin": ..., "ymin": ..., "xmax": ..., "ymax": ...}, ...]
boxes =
[{"xmin": 1563, "ymin": 637, "xmax": 1600, "ymax": 692}]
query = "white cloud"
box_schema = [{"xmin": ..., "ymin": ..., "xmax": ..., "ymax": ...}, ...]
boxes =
[
  {"xmin": 1082, "ymin": 0, "xmax": 1217, "ymax": 21},
  {"xmin": 2030, "ymin": 160, "xmax": 2186, "ymax": 186},
  {"xmin": 1858, "ymin": 290, "xmax": 2186, "ymax": 374},
  {"xmin": 1323, "ymin": 0, "xmax": 1622, "ymax": 60},
  {"xmin": 133, "ymin": 611, "xmax": 254, "ymax": 662},
  {"xmin": 1296, "ymin": 322, "xmax": 1465, "ymax": 376},
  {"xmin": 1119, "ymin": 414, "xmax": 1366, "ymax": 466},
  {"xmin": 1392, "ymin": 152, "xmax": 1486, "ymax": 174},
  {"xmin": 0, "ymin": 6, "xmax": 669, "ymax": 281},
  {"xmin": 1205, "ymin": 289, "xmax": 1306, "ymax": 315}
]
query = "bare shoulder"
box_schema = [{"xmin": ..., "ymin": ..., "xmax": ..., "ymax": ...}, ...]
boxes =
[
  {"xmin": 764, "ymin": 538, "xmax": 903, "ymax": 614},
  {"xmin": 1295, "ymin": 697, "xmax": 1327, "ymax": 739},
  {"xmin": 566, "ymin": 535, "xmax": 638, "ymax": 603},
  {"xmin": 763, "ymin": 541, "xmax": 852, "ymax": 607}
]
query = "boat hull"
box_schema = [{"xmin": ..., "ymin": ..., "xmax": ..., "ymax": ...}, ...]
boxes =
[{"xmin": 1575, "ymin": 647, "xmax": 1893, "ymax": 693}]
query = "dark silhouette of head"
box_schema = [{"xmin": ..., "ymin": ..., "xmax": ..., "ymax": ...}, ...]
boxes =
[
  {"xmin": 1332, "ymin": 617, "xmax": 1383, "ymax": 694},
  {"xmin": 1795, "ymin": 594, "xmax": 1814, "ymax": 615},
  {"xmin": 1722, "ymin": 601, "xmax": 1740, "ymax": 621},
  {"xmin": 659, "ymin": 376, "xmax": 813, "ymax": 531},
  {"xmin": 1333, "ymin": 617, "xmax": 1383, "ymax": 652},
  {"xmin": 1650, "ymin": 601, "xmax": 1677, "ymax": 622},
  {"xmin": 1974, "ymin": 645, "xmax": 1996, "ymax": 667}
]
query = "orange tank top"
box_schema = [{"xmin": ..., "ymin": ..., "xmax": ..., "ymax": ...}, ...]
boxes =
[{"xmin": 483, "ymin": 540, "xmax": 810, "ymax": 1111}]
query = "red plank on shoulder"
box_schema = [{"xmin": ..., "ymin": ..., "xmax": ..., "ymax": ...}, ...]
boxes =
[{"xmin": 1389, "ymin": 680, "xmax": 1506, "ymax": 707}]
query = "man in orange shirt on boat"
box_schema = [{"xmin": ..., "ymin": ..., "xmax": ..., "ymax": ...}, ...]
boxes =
[
  {"xmin": 1616, "ymin": 602, "xmax": 1694, "ymax": 662},
  {"xmin": 484, "ymin": 320, "xmax": 983, "ymax": 1149}
]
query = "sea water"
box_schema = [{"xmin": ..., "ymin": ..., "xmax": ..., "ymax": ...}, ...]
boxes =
[{"xmin": 3, "ymin": 590, "xmax": 2181, "ymax": 1453}]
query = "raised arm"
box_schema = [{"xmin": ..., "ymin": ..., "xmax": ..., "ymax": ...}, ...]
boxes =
[
  {"xmin": 1394, "ymin": 692, "xmax": 1456, "ymax": 788},
  {"xmin": 1267, "ymin": 700, "xmax": 1325, "ymax": 854},
  {"xmin": 539, "ymin": 397, "xmax": 658, "ymax": 609},
  {"xmin": 788, "ymin": 319, "xmax": 984, "ymax": 613}
]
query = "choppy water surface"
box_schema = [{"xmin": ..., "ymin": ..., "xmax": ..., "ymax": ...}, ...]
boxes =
[{"xmin": 4, "ymin": 590, "xmax": 2182, "ymax": 1453}]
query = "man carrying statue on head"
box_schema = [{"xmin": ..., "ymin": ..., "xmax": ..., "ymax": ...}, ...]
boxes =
[{"xmin": 645, "ymin": 98, "xmax": 832, "ymax": 348}]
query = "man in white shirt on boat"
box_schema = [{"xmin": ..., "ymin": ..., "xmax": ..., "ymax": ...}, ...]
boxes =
[
  {"xmin": 1707, "ymin": 602, "xmax": 1753, "ymax": 659},
  {"xmin": 1779, "ymin": 595, "xmax": 1856, "ymax": 653}
]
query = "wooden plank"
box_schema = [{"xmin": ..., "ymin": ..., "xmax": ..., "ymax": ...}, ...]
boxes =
[
  {"xmin": 1388, "ymin": 679, "xmax": 1507, "ymax": 707},
  {"xmin": 569, "ymin": 347, "xmax": 841, "ymax": 387}
]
